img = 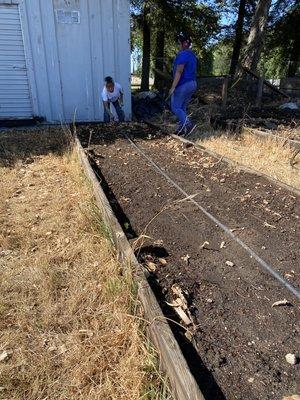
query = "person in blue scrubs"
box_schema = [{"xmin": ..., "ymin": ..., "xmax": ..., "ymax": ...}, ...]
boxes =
[{"xmin": 169, "ymin": 33, "xmax": 197, "ymax": 136}]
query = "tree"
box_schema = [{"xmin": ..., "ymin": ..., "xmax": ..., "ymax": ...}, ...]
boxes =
[
  {"xmin": 229, "ymin": 0, "xmax": 246, "ymax": 76},
  {"xmin": 152, "ymin": 1, "xmax": 219, "ymax": 88},
  {"xmin": 153, "ymin": 29, "xmax": 166, "ymax": 91},
  {"xmin": 131, "ymin": 0, "xmax": 219, "ymax": 90},
  {"xmin": 140, "ymin": 3, "xmax": 151, "ymax": 90},
  {"xmin": 257, "ymin": 0, "xmax": 299, "ymax": 78},
  {"xmin": 243, "ymin": 0, "xmax": 272, "ymax": 72},
  {"xmin": 212, "ymin": 40, "xmax": 233, "ymax": 75},
  {"xmin": 271, "ymin": 0, "xmax": 299, "ymax": 77}
]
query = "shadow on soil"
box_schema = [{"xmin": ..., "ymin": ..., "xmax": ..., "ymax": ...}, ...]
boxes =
[
  {"xmin": 74, "ymin": 122, "xmax": 166, "ymax": 148},
  {"xmin": 0, "ymin": 127, "xmax": 71, "ymax": 167},
  {"xmin": 149, "ymin": 276, "xmax": 227, "ymax": 400},
  {"xmin": 136, "ymin": 245, "xmax": 169, "ymax": 260},
  {"xmin": 88, "ymin": 155, "xmax": 137, "ymax": 239}
]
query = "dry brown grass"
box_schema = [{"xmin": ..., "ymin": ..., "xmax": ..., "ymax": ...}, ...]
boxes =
[
  {"xmin": 196, "ymin": 132, "xmax": 300, "ymax": 190},
  {"xmin": 0, "ymin": 135, "xmax": 170, "ymax": 400}
]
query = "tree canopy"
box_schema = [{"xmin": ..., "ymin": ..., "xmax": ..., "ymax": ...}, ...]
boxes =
[{"xmin": 131, "ymin": 0, "xmax": 299, "ymax": 86}]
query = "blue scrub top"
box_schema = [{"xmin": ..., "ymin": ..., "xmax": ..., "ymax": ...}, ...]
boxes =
[{"xmin": 173, "ymin": 49, "xmax": 197, "ymax": 87}]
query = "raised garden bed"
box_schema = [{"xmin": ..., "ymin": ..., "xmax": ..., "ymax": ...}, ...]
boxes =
[{"xmin": 77, "ymin": 123, "xmax": 300, "ymax": 400}]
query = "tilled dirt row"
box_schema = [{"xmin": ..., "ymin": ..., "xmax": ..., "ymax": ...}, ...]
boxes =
[{"xmin": 78, "ymin": 124, "xmax": 300, "ymax": 400}]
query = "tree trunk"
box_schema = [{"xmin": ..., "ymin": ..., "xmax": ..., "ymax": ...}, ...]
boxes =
[
  {"xmin": 229, "ymin": 0, "xmax": 246, "ymax": 76},
  {"xmin": 154, "ymin": 30, "xmax": 165, "ymax": 92},
  {"xmin": 287, "ymin": 36, "xmax": 300, "ymax": 77},
  {"xmin": 141, "ymin": 6, "xmax": 151, "ymax": 91},
  {"xmin": 243, "ymin": 0, "xmax": 272, "ymax": 72}
]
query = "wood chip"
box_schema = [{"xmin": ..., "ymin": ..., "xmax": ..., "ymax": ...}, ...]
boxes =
[
  {"xmin": 169, "ymin": 284, "xmax": 194, "ymax": 326},
  {"xmin": 173, "ymin": 305, "xmax": 192, "ymax": 326},
  {"xmin": 185, "ymin": 330, "xmax": 194, "ymax": 341},
  {"xmin": 200, "ymin": 241, "xmax": 210, "ymax": 249},
  {"xmin": 0, "ymin": 351, "xmax": 9, "ymax": 362},
  {"xmin": 181, "ymin": 254, "xmax": 190, "ymax": 264},
  {"xmin": 146, "ymin": 261, "xmax": 156, "ymax": 272},
  {"xmin": 230, "ymin": 227, "xmax": 245, "ymax": 232},
  {"xmin": 166, "ymin": 298, "xmax": 185, "ymax": 308},
  {"xmin": 225, "ymin": 261, "xmax": 234, "ymax": 267},
  {"xmin": 272, "ymin": 299, "xmax": 292, "ymax": 307},
  {"xmin": 158, "ymin": 258, "xmax": 167, "ymax": 265},
  {"xmin": 285, "ymin": 353, "xmax": 298, "ymax": 365},
  {"xmin": 264, "ymin": 221, "xmax": 276, "ymax": 229}
]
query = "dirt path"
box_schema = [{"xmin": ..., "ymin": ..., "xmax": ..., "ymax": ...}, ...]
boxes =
[{"xmin": 78, "ymin": 124, "xmax": 300, "ymax": 400}]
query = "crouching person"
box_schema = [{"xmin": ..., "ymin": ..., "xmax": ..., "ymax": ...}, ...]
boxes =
[{"xmin": 102, "ymin": 76, "xmax": 125, "ymax": 123}]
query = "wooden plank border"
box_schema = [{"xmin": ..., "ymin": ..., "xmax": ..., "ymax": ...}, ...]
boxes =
[
  {"xmin": 242, "ymin": 127, "xmax": 300, "ymax": 151},
  {"xmin": 143, "ymin": 119, "xmax": 299, "ymax": 197},
  {"xmin": 74, "ymin": 136, "xmax": 204, "ymax": 400},
  {"xmin": 169, "ymin": 134, "xmax": 300, "ymax": 197}
]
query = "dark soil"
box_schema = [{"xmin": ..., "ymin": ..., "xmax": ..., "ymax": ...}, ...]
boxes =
[
  {"xmin": 78, "ymin": 123, "xmax": 300, "ymax": 400},
  {"xmin": 210, "ymin": 106, "xmax": 300, "ymax": 132}
]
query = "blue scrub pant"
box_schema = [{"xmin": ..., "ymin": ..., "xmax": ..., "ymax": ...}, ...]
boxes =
[
  {"xmin": 104, "ymin": 100, "xmax": 125, "ymax": 122},
  {"xmin": 171, "ymin": 80, "xmax": 197, "ymax": 128}
]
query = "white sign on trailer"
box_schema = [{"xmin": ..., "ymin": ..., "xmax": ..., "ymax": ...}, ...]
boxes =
[{"xmin": 55, "ymin": 9, "xmax": 80, "ymax": 24}]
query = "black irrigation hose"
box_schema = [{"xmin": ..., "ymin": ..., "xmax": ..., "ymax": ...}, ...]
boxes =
[{"xmin": 124, "ymin": 133, "xmax": 300, "ymax": 301}]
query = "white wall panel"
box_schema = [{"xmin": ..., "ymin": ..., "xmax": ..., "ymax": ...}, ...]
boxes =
[
  {"xmin": 0, "ymin": 0, "xmax": 131, "ymax": 122},
  {"xmin": 23, "ymin": 0, "xmax": 53, "ymax": 121},
  {"xmin": 0, "ymin": 3, "xmax": 32, "ymax": 118},
  {"xmin": 113, "ymin": 0, "xmax": 132, "ymax": 120}
]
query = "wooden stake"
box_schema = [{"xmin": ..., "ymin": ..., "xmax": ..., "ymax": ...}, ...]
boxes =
[
  {"xmin": 222, "ymin": 75, "xmax": 229, "ymax": 108},
  {"xmin": 243, "ymin": 66, "xmax": 289, "ymax": 98},
  {"xmin": 256, "ymin": 77, "xmax": 264, "ymax": 108}
]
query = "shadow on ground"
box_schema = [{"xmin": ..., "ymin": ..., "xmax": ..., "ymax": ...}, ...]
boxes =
[
  {"xmin": 0, "ymin": 127, "xmax": 71, "ymax": 167},
  {"xmin": 74, "ymin": 122, "xmax": 166, "ymax": 149}
]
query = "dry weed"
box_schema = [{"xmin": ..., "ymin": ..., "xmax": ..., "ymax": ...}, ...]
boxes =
[
  {"xmin": 0, "ymin": 133, "xmax": 170, "ymax": 400},
  {"xmin": 197, "ymin": 132, "xmax": 300, "ymax": 189}
]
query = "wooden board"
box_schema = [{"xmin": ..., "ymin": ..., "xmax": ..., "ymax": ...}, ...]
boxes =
[
  {"xmin": 74, "ymin": 136, "xmax": 205, "ymax": 400},
  {"xmin": 169, "ymin": 133, "xmax": 300, "ymax": 197},
  {"xmin": 242, "ymin": 67, "xmax": 289, "ymax": 98},
  {"xmin": 222, "ymin": 76, "xmax": 229, "ymax": 108},
  {"xmin": 243, "ymin": 127, "xmax": 300, "ymax": 151},
  {"xmin": 143, "ymin": 120, "xmax": 299, "ymax": 196}
]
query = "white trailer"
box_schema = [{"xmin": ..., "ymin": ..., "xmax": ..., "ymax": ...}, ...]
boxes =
[{"xmin": 0, "ymin": 0, "xmax": 131, "ymax": 122}]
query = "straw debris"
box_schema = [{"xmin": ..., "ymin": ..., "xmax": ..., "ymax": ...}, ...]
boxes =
[{"xmin": 0, "ymin": 130, "xmax": 170, "ymax": 400}]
